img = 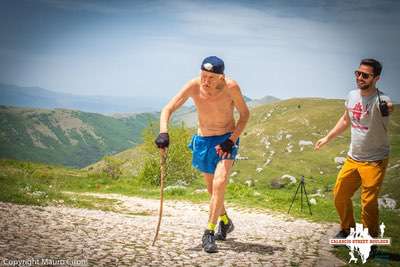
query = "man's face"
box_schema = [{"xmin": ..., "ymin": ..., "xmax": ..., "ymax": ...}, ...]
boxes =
[
  {"xmin": 200, "ymin": 70, "xmax": 224, "ymax": 91},
  {"xmin": 355, "ymin": 64, "xmax": 379, "ymax": 90}
]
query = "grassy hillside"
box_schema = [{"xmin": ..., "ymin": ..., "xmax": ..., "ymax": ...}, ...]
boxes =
[
  {"xmin": 0, "ymin": 106, "xmax": 157, "ymax": 168},
  {"xmin": 235, "ymin": 98, "xmax": 399, "ymax": 204},
  {"xmin": 247, "ymin": 95, "xmax": 280, "ymax": 108},
  {"xmin": 87, "ymin": 98, "xmax": 400, "ymax": 205},
  {"xmin": 171, "ymin": 105, "xmax": 198, "ymax": 128},
  {"xmin": 83, "ymin": 144, "xmax": 149, "ymax": 177}
]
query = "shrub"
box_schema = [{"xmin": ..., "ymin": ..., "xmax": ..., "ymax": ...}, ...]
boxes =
[
  {"xmin": 102, "ymin": 156, "xmax": 125, "ymax": 179},
  {"xmin": 139, "ymin": 124, "xmax": 199, "ymax": 186}
]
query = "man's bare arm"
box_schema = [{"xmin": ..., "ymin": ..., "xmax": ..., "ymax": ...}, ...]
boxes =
[
  {"xmin": 315, "ymin": 110, "xmax": 350, "ymax": 150},
  {"xmin": 229, "ymin": 82, "xmax": 250, "ymax": 142},
  {"xmin": 160, "ymin": 80, "xmax": 195, "ymax": 133}
]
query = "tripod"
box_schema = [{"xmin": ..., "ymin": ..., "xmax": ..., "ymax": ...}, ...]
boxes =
[{"xmin": 288, "ymin": 175, "xmax": 312, "ymax": 215}]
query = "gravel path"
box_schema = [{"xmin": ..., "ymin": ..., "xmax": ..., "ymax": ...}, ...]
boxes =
[{"xmin": 0, "ymin": 192, "xmax": 344, "ymax": 266}]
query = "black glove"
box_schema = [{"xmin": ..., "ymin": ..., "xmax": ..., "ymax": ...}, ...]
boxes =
[
  {"xmin": 155, "ymin": 133, "xmax": 169, "ymax": 148},
  {"xmin": 218, "ymin": 138, "xmax": 235, "ymax": 153}
]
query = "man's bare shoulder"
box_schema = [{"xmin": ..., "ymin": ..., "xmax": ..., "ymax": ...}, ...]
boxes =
[
  {"xmin": 183, "ymin": 77, "xmax": 200, "ymax": 96},
  {"xmin": 225, "ymin": 78, "xmax": 241, "ymax": 94}
]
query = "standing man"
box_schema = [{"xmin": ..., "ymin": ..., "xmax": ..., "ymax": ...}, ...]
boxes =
[
  {"xmin": 155, "ymin": 56, "xmax": 249, "ymax": 253},
  {"xmin": 315, "ymin": 58, "xmax": 394, "ymax": 239}
]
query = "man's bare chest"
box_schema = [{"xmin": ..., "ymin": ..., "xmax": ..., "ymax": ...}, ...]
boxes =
[{"xmin": 193, "ymin": 95, "xmax": 234, "ymax": 114}]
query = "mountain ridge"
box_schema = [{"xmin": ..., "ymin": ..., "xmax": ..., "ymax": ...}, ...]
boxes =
[
  {"xmin": 0, "ymin": 83, "xmax": 167, "ymax": 114},
  {"xmin": 0, "ymin": 105, "xmax": 157, "ymax": 168}
]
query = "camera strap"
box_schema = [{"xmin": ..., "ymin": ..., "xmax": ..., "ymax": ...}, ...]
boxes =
[{"xmin": 377, "ymin": 88, "xmax": 383, "ymax": 105}]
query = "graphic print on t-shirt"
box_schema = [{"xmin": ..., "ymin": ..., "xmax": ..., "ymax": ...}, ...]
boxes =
[{"xmin": 350, "ymin": 102, "xmax": 369, "ymax": 130}]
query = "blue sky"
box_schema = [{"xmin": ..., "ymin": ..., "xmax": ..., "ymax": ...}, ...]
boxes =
[{"xmin": 1, "ymin": 0, "xmax": 399, "ymax": 101}]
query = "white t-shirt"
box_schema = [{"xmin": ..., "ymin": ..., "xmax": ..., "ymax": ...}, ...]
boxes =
[{"xmin": 345, "ymin": 89, "xmax": 391, "ymax": 161}]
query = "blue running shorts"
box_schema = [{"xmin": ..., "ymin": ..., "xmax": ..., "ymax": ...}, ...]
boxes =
[{"xmin": 188, "ymin": 132, "xmax": 239, "ymax": 174}]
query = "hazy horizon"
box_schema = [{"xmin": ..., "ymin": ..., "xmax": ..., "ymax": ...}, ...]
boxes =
[
  {"xmin": 1, "ymin": 0, "xmax": 399, "ymax": 102},
  {"xmin": 0, "ymin": 81, "xmax": 349, "ymax": 101}
]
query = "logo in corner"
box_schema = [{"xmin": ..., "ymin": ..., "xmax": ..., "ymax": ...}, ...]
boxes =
[{"xmin": 329, "ymin": 223, "xmax": 391, "ymax": 264}]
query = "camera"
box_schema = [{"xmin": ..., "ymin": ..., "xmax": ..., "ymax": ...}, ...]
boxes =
[
  {"xmin": 379, "ymin": 100, "xmax": 389, "ymax": 117},
  {"xmin": 377, "ymin": 89, "xmax": 389, "ymax": 117}
]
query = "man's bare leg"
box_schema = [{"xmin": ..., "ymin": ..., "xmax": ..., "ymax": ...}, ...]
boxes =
[
  {"xmin": 203, "ymin": 173, "xmax": 227, "ymax": 221},
  {"xmin": 209, "ymin": 160, "xmax": 234, "ymax": 225}
]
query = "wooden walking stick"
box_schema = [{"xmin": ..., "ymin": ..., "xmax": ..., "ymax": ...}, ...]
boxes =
[{"xmin": 152, "ymin": 148, "xmax": 167, "ymax": 246}]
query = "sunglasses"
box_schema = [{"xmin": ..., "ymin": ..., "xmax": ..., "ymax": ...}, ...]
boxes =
[{"xmin": 354, "ymin": 70, "xmax": 374, "ymax": 79}]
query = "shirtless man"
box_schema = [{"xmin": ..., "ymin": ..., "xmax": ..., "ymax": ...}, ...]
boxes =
[{"xmin": 155, "ymin": 56, "xmax": 249, "ymax": 253}]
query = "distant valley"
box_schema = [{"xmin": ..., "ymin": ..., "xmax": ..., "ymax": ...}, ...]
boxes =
[{"xmin": 0, "ymin": 106, "xmax": 157, "ymax": 168}]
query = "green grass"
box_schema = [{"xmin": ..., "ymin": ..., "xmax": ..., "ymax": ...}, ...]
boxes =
[{"xmin": 0, "ymin": 159, "xmax": 124, "ymax": 213}]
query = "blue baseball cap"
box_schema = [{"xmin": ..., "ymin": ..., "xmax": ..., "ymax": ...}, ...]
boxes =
[{"xmin": 201, "ymin": 56, "xmax": 224, "ymax": 74}]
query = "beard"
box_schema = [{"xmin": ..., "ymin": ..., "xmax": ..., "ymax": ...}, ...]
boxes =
[{"xmin": 357, "ymin": 81, "xmax": 370, "ymax": 90}]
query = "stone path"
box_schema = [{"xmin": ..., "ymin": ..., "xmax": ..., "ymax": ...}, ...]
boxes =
[{"xmin": 0, "ymin": 192, "xmax": 344, "ymax": 266}]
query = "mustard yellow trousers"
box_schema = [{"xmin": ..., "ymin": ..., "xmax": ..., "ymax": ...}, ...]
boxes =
[{"xmin": 333, "ymin": 156, "xmax": 388, "ymax": 237}]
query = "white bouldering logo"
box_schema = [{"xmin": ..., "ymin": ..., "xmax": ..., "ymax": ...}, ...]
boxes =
[{"xmin": 329, "ymin": 223, "xmax": 391, "ymax": 264}]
